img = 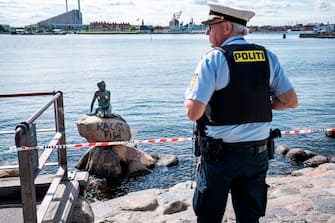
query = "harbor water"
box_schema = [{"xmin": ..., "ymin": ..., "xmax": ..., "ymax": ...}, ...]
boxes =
[{"xmin": 0, "ymin": 32, "xmax": 335, "ymax": 194}]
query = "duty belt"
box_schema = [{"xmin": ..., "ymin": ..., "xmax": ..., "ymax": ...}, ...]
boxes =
[
  {"xmin": 221, "ymin": 139, "xmax": 268, "ymax": 153},
  {"xmin": 199, "ymin": 137, "xmax": 268, "ymax": 161}
]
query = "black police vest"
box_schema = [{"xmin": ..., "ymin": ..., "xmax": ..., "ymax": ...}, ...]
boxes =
[{"xmin": 207, "ymin": 44, "xmax": 272, "ymax": 125}]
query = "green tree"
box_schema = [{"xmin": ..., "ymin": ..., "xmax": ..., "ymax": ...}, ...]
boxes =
[{"xmin": 130, "ymin": 25, "xmax": 136, "ymax": 32}]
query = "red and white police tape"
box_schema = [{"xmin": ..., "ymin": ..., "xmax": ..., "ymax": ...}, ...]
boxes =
[
  {"xmin": 12, "ymin": 137, "xmax": 193, "ymax": 151},
  {"xmin": 10, "ymin": 127, "xmax": 335, "ymax": 151},
  {"xmin": 281, "ymin": 127, "xmax": 335, "ymax": 135}
]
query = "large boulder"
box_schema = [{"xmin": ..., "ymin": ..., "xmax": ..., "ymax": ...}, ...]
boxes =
[
  {"xmin": 75, "ymin": 114, "xmax": 179, "ymax": 186},
  {"xmin": 325, "ymin": 129, "xmax": 335, "ymax": 138},
  {"xmin": 75, "ymin": 145, "xmax": 155, "ymax": 178},
  {"xmin": 151, "ymin": 153, "xmax": 179, "ymax": 167},
  {"xmin": 77, "ymin": 115, "xmax": 131, "ymax": 143},
  {"xmin": 71, "ymin": 197, "xmax": 94, "ymax": 223},
  {"xmin": 303, "ymin": 155, "xmax": 329, "ymax": 168},
  {"xmin": 285, "ymin": 148, "xmax": 309, "ymax": 163},
  {"xmin": 331, "ymin": 154, "xmax": 335, "ymax": 163},
  {"xmin": 0, "ymin": 168, "xmax": 19, "ymax": 178},
  {"xmin": 275, "ymin": 145, "xmax": 289, "ymax": 157},
  {"xmin": 75, "ymin": 146, "xmax": 123, "ymax": 178}
]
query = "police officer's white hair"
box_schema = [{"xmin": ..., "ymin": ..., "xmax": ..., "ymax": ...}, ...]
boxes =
[{"xmin": 231, "ymin": 22, "xmax": 249, "ymax": 36}]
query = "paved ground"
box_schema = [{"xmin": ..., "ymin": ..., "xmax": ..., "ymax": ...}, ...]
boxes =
[
  {"xmin": 0, "ymin": 205, "xmax": 23, "ymax": 223},
  {"xmin": 1, "ymin": 164, "xmax": 335, "ymax": 223},
  {"xmin": 91, "ymin": 163, "xmax": 335, "ymax": 223}
]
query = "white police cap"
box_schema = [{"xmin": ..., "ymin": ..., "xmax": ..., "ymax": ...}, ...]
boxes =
[{"xmin": 202, "ymin": 1, "xmax": 255, "ymax": 26}]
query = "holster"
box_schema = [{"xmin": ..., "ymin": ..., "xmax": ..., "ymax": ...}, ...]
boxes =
[
  {"xmin": 267, "ymin": 128, "xmax": 281, "ymax": 160},
  {"xmin": 267, "ymin": 138, "xmax": 275, "ymax": 160},
  {"xmin": 194, "ymin": 135, "xmax": 201, "ymax": 157},
  {"xmin": 198, "ymin": 137, "xmax": 224, "ymax": 161},
  {"xmin": 194, "ymin": 117, "xmax": 208, "ymax": 157}
]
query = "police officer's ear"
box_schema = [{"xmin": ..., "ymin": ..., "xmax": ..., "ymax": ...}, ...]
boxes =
[
  {"xmin": 220, "ymin": 21, "xmax": 233, "ymax": 35},
  {"xmin": 222, "ymin": 22, "xmax": 233, "ymax": 35}
]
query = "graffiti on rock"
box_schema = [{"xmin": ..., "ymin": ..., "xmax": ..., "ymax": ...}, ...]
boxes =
[{"xmin": 96, "ymin": 122, "xmax": 124, "ymax": 140}]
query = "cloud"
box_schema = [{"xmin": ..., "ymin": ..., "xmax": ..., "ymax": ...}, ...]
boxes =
[
  {"xmin": 193, "ymin": 0, "xmax": 209, "ymax": 5},
  {"xmin": 109, "ymin": 1, "xmax": 134, "ymax": 6},
  {"xmin": 1, "ymin": 0, "xmax": 334, "ymax": 27},
  {"xmin": 315, "ymin": 0, "xmax": 332, "ymax": 10},
  {"xmin": 238, "ymin": 0, "xmax": 293, "ymax": 10},
  {"xmin": 0, "ymin": 1, "xmax": 24, "ymax": 9}
]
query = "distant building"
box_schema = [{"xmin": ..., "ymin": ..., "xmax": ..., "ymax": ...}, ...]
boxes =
[
  {"xmin": 270, "ymin": 26, "xmax": 288, "ymax": 32},
  {"xmin": 169, "ymin": 17, "xmax": 180, "ymax": 29},
  {"xmin": 0, "ymin": 24, "xmax": 10, "ymax": 33},
  {"xmin": 301, "ymin": 24, "xmax": 316, "ymax": 31},
  {"xmin": 138, "ymin": 25, "xmax": 151, "ymax": 33},
  {"xmin": 89, "ymin": 21, "xmax": 131, "ymax": 32},
  {"xmin": 14, "ymin": 28, "xmax": 25, "ymax": 34},
  {"xmin": 37, "ymin": 9, "xmax": 83, "ymax": 30},
  {"xmin": 169, "ymin": 13, "xmax": 181, "ymax": 31},
  {"xmin": 313, "ymin": 23, "xmax": 335, "ymax": 34},
  {"xmin": 137, "ymin": 19, "xmax": 151, "ymax": 33},
  {"xmin": 168, "ymin": 12, "xmax": 205, "ymax": 33}
]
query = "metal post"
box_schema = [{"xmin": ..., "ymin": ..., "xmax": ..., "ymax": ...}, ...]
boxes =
[
  {"xmin": 15, "ymin": 123, "xmax": 39, "ymax": 223},
  {"xmin": 54, "ymin": 91, "xmax": 68, "ymax": 180},
  {"xmin": 18, "ymin": 149, "xmax": 37, "ymax": 223},
  {"xmin": 15, "ymin": 123, "xmax": 38, "ymax": 174}
]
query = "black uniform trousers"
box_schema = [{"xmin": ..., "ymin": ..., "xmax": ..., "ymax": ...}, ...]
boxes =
[{"xmin": 193, "ymin": 143, "xmax": 269, "ymax": 223}]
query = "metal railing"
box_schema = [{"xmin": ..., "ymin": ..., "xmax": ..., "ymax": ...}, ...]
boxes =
[{"xmin": 0, "ymin": 91, "xmax": 67, "ymax": 223}]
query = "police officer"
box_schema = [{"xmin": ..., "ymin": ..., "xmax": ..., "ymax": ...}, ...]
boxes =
[{"xmin": 184, "ymin": 2, "xmax": 298, "ymax": 223}]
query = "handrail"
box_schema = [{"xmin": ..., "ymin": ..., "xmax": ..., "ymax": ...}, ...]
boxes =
[
  {"xmin": 0, "ymin": 128, "xmax": 56, "ymax": 135},
  {"xmin": 1, "ymin": 91, "xmax": 67, "ymax": 223},
  {"xmin": 25, "ymin": 92, "xmax": 62, "ymax": 125},
  {"xmin": 0, "ymin": 92, "xmax": 55, "ymax": 98}
]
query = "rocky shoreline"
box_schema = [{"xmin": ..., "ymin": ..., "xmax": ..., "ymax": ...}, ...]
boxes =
[{"xmin": 90, "ymin": 163, "xmax": 335, "ymax": 223}]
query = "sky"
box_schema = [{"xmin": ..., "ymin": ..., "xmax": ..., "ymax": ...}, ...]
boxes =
[{"xmin": 0, "ymin": 0, "xmax": 334, "ymax": 27}]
